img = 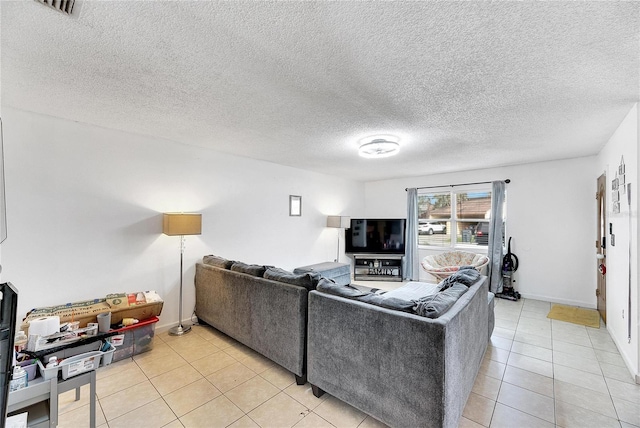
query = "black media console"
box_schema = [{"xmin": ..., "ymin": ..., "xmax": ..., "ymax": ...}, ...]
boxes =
[{"xmin": 353, "ymin": 254, "xmax": 403, "ymax": 282}]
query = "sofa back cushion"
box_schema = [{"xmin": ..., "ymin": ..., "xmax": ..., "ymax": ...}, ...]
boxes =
[
  {"xmin": 264, "ymin": 267, "xmax": 321, "ymax": 290},
  {"xmin": 316, "ymin": 278, "xmax": 414, "ymax": 313},
  {"xmin": 203, "ymin": 255, "xmax": 234, "ymax": 269},
  {"xmin": 230, "ymin": 261, "xmax": 268, "ymax": 277}
]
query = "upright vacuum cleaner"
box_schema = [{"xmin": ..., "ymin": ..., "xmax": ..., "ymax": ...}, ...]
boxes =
[{"xmin": 497, "ymin": 237, "xmax": 521, "ymax": 301}]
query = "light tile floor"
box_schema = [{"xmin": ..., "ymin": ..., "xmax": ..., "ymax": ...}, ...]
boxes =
[{"xmin": 56, "ymin": 297, "xmax": 639, "ymax": 428}]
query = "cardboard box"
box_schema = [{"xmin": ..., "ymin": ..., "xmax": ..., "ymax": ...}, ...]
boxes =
[
  {"xmin": 22, "ymin": 299, "xmax": 111, "ymax": 334},
  {"xmin": 22, "ymin": 292, "xmax": 163, "ymax": 335},
  {"xmin": 109, "ymin": 301, "xmax": 163, "ymax": 326},
  {"xmin": 105, "ymin": 293, "xmax": 129, "ymax": 310}
]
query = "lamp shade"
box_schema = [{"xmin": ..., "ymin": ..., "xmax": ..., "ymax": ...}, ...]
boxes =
[
  {"xmin": 327, "ymin": 215, "xmax": 350, "ymax": 229},
  {"xmin": 163, "ymin": 213, "xmax": 202, "ymax": 236}
]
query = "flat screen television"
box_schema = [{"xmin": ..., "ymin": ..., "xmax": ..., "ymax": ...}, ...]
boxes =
[
  {"xmin": 0, "ymin": 282, "xmax": 18, "ymax": 427},
  {"xmin": 345, "ymin": 219, "xmax": 406, "ymax": 255}
]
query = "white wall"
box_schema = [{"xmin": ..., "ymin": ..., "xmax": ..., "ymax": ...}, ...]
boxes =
[
  {"xmin": 1, "ymin": 107, "xmax": 364, "ymax": 331},
  {"xmin": 596, "ymin": 104, "xmax": 639, "ymax": 381},
  {"xmin": 364, "ymin": 156, "xmax": 597, "ymax": 308}
]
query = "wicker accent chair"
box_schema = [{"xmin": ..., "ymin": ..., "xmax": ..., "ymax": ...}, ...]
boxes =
[{"xmin": 421, "ymin": 251, "xmax": 490, "ymax": 281}]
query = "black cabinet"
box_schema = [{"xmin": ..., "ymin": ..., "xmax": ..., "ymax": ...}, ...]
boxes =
[{"xmin": 353, "ymin": 254, "xmax": 403, "ymax": 282}]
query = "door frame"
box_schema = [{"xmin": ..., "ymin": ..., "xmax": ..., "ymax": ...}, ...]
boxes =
[{"xmin": 596, "ymin": 173, "xmax": 607, "ymax": 324}]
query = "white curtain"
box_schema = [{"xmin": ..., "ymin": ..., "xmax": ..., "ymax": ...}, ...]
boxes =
[
  {"xmin": 488, "ymin": 181, "xmax": 505, "ymax": 293},
  {"xmin": 405, "ymin": 188, "xmax": 419, "ymax": 280}
]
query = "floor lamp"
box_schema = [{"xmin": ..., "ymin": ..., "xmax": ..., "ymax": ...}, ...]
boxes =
[
  {"xmin": 163, "ymin": 213, "xmax": 202, "ymax": 336},
  {"xmin": 326, "ymin": 216, "xmax": 350, "ymax": 262}
]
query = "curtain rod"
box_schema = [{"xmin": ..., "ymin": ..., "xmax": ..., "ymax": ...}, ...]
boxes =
[{"xmin": 405, "ymin": 179, "xmax": 510, "ymax": 191}]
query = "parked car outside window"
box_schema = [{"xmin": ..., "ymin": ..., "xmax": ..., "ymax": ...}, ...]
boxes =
[
  {"xmin": 475, "ymin": 222, "xmax": 489, "ymax": 245},
  {"xmin": 419, "ymin": 221, "xmax": 447, "ymax": 235}
]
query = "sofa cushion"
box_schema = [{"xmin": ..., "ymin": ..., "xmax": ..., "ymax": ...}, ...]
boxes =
[
  {"xmin": 413, "ymin": 283, "xmax": 469, "ymax": 318},
  {"xmin": 293, "ymin": 262, "xmax": 350, "ymax": 286},
  {"xmin": 264, "ymin": 267, "xmax": 321, "ymax": 290},
  {"xmin": 379, "ymin": 281, "xmax": 439, "ymax": 301},
  {"xmin": 202, "ymin": 255, "xmax": 233, "ymax": 269},
  {"xmin": 230, "ymin": 262, "xmax": 268, "ymax": 277}
]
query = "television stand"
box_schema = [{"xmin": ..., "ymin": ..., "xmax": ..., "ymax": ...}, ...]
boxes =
[{"xmin": 353, "ymin": 254, "xmax": 403, "ymax": 282}]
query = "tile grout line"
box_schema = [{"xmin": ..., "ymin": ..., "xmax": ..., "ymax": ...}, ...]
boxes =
[
  {"xmin": 144, "ymin": 333, "xmax": 195, "ymax": 426},
  {"xmin": 550, "ymin": 309, "xmax": 557, "ymax": 427},
  {"xmin": 138, "ymin": 356, "xmax": 182, "ymax": 427},
  {"xmin": 549, "ymin": 310, "xmax": 556, "ymax": 427}
]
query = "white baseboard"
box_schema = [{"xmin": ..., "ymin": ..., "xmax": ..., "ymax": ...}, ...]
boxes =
[
  {"xmin": 606, "ymin": 326, "xmax": 640, "ymax": 385},
  {"xmin": 518, "ymin": 292, "xmax": 596, "ymax": 310}
]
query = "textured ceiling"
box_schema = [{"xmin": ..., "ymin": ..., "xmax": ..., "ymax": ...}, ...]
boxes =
[{"xmin": 2, "ymin": 1, "xmax": 639, "ymax": 182}]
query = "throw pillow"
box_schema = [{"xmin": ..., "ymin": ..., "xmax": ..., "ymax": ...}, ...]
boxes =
[
  {"xmin": 230, "ymin": 261, "xmax": 268, "ymax": 277},
  {"xmin": 202, "ymin": 255, "xmax": 233, "ymax": 269},
  {"xmin": 263, "ymin": 267, "xmax": 321, "ymax": 290},
  {"xmin": 317, "ymin": 278, "xmax": 369, "ymax": 298}
]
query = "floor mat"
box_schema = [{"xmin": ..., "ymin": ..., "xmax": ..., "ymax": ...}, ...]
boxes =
[{"xmin": 547, "ymin": 304, "xmax": 600, "ymax": 328}]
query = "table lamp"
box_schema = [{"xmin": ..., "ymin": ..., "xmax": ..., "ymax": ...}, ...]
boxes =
[{"xmin": 163, "ymin": 213, "xmax": 202, "ymax": 335}]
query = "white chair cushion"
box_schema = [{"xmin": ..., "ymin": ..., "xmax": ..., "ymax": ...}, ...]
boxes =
[{"xmin": 421, "ymin": 251, "xmax": 490, "ymax": 280}]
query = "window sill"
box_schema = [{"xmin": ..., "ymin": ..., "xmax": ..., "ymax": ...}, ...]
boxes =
[{"xmin": 418, "ymin": 244, "xmax": 489, "ymax": 254}]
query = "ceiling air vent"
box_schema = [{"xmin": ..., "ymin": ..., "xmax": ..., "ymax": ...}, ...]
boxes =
[{"xmin": 34, "ymin": 0, "xmax": 82, "ymax": 17}]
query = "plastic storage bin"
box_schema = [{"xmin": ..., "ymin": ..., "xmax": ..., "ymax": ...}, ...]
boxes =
[
  {"xmin": 17, "ymin": 359, "xmax": 38, "ymax": 381},
  {"xmin": 101, "ymin": 343, "xmax": 116, "ymax": 366},
  {"xmin": 36, "ymin": 359, "xmax": 59, "ymax": 380},
  {"xmin": 110, "ymin": 316, "xmax": 158, "ymax": 362},
  {"xmin": 60, "ymin": 351, "xmax": 102, "ymax": 379}
]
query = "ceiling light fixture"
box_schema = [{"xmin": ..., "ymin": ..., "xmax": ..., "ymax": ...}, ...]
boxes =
[{"xmin": 358, "ymin": 135, "xmax": 400, "ymax": 159}]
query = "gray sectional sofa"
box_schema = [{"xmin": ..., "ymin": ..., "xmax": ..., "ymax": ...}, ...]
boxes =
[
  {"xmin": 195, "ymin": 256, "xmax": 320, "ymax": 384},
  {"xmin": 307, "ymin": 275, "xmax": 490, "ymax": 428},
  {"xmin": 194, "ymin": 255, "xmax": 493, "ymax": 428}
]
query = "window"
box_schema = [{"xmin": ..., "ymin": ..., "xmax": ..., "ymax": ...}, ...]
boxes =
[{"xmin": 418, "ymin": 188, "xmax": 498, "ymax": 248}]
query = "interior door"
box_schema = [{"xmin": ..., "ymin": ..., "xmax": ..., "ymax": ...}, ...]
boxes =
[{"xmin": 596, "ymin": 173, "xmax": 607, "ymax": 324}]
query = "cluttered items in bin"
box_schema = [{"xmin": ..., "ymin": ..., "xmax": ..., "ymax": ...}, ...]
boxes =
[
  {"xmin": 13, "ymin": 334, "xmax": 111, "ymax": 385},
  {"xmin": 6, "ymin": 292, "xmax": 160, "ymax": 394},
  {"xmin": 36, "ymin": 349, "xmax": 105, "ymax": 380},
  {"xmin": 13, "ymin": 290, "xmax": 163, "ymax": 386},
  {"xmin": 121, "ymin": 317, "xmax": 139, "ymax": 326},
  {"xmin": 24, "ymin": 318, "xmax": 99, "ymax": 352},
  {"xmin": 9, "ymin": 365, "xmax": 27, "ymax": 391},
  {"xmin": 108, "ymin": 316, "xmax": 159, "ymax": 362}
]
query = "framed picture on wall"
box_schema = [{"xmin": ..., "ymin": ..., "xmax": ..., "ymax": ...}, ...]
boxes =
[{"xmin": 289, "ymin": 195, "xmax": 302, "ymax": 216}]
